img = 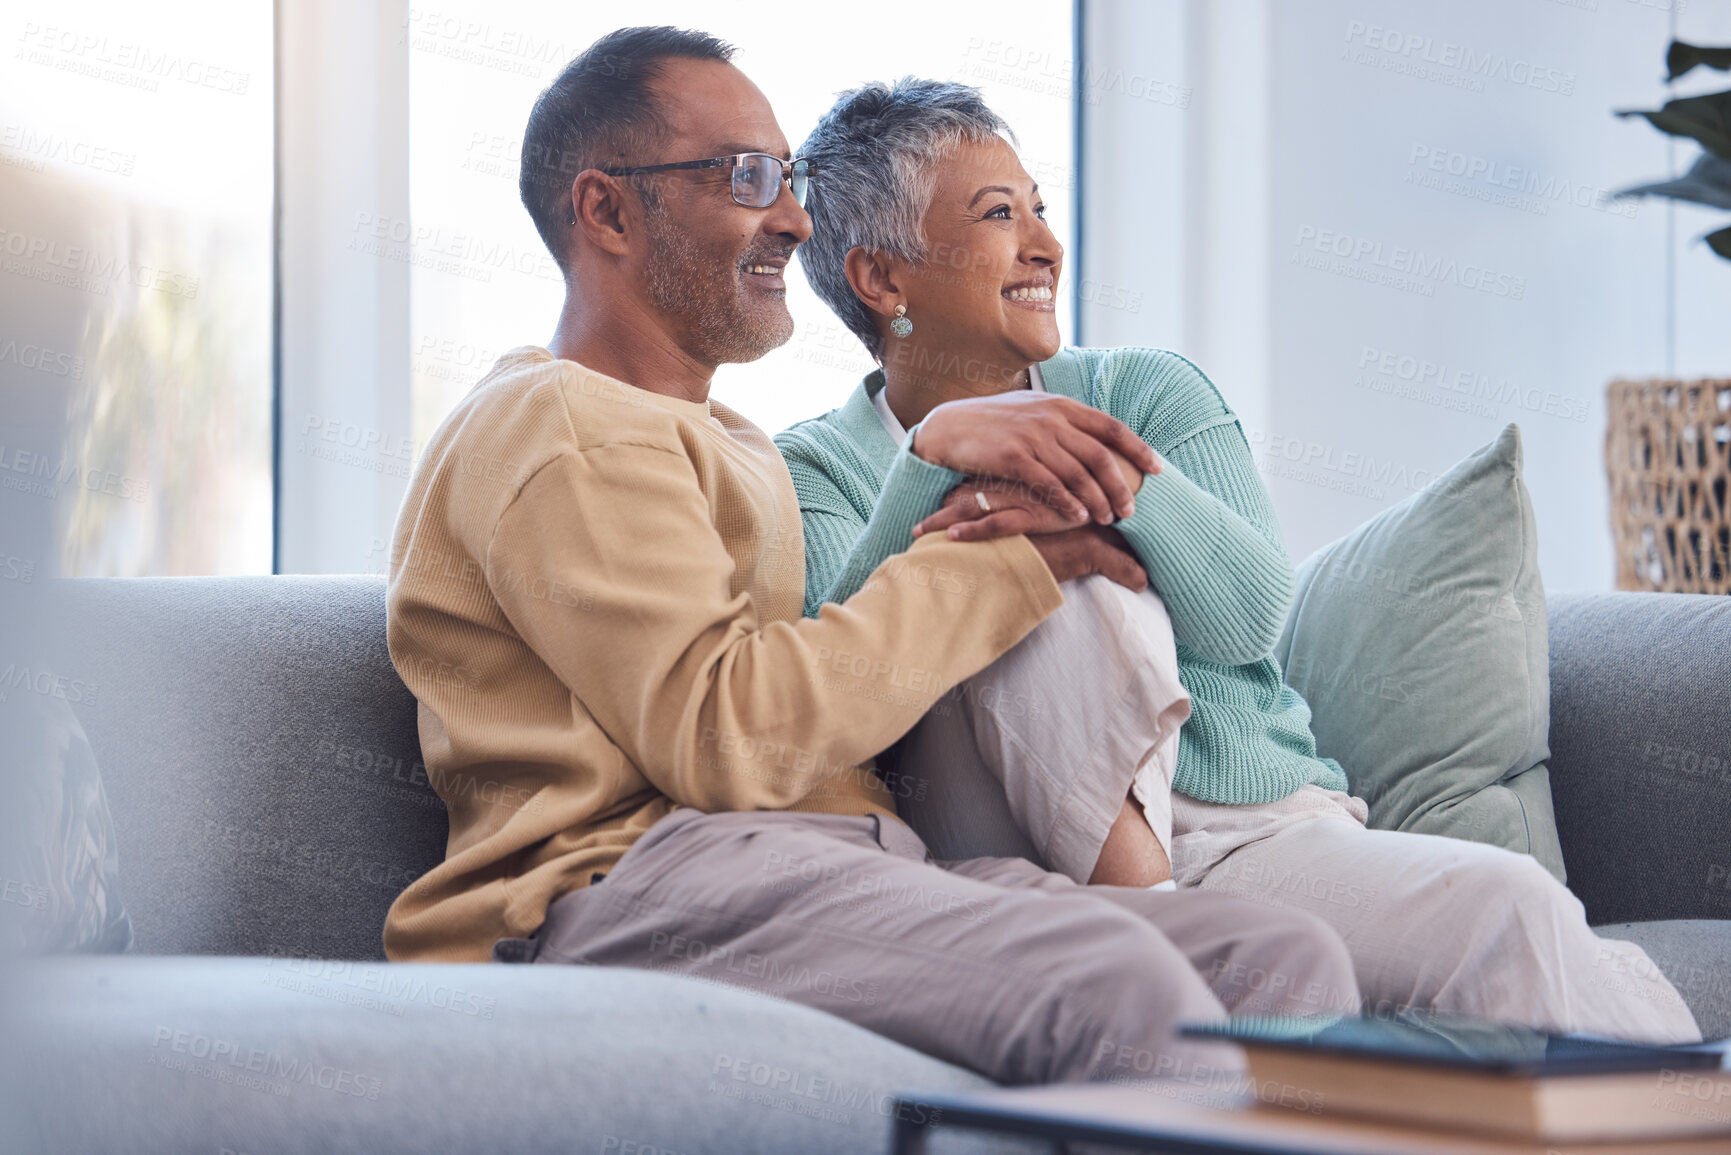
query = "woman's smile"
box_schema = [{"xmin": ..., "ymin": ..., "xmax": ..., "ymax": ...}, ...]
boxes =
[{"xmin": 1002, "ymin": 278, "xmax": 1057, "ymax": 311}]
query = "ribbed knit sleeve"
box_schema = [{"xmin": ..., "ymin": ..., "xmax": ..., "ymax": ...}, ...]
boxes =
[
  {"xmin": 769, "ymin": 348, "xmax": 1348, "ymax": 811},
  {"xmin": 779, "ymin": 426, "xmax": 960, "ymax": 618},
  {"xmin": 1114, "ymin": 423, "xmax": 1297, "ymax": 666},
  {"xmin": 1064, "ymin": 348, "xmax": 1294, "ymax": 666}
]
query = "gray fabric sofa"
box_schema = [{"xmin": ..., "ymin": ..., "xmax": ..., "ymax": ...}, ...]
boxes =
[{"xmin": 3, "ymin": 577, "xmax": 1727, "ymax": 1154}]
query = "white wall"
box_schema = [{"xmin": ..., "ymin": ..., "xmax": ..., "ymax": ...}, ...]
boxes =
[
  {"xmin": 1081, "ymin": 0, "xmax": 1731, "ymax": 592},
  {"xmin": 275, "ymin": 0, "xmax": 413, "ymax": 574}
]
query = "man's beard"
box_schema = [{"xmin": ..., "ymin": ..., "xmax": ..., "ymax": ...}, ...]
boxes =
[{"xmin": 642, "ymin": 209, "xmax": 795, "ymax": 367}]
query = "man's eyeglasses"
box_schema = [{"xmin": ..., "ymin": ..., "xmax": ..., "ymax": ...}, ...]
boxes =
[{"xmin": 601, "ymin": 152, "xmax": 815, "ymax": 209}]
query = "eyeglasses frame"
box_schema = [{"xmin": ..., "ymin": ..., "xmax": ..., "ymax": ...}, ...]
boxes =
[{"xmin": 597, "ymin": 152, "xmax": 815, "ymax": 210}]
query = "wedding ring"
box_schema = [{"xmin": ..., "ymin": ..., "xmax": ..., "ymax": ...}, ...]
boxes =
[{"xmin": 975, "ymin": 491, "xmax": 993, "ymax": 514}]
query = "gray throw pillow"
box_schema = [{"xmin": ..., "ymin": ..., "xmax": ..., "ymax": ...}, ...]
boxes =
[
  {"xmin": 0, "ymin": 692, "xmax": 134, "ymax": 955},
  {"xmin": 1273, "ymin": 424, "xmax": 1566, "ymax": 883}
]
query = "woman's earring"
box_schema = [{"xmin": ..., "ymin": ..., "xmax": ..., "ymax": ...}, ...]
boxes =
[{"xmin": 890, "ymin": 304, "xmax": 913, "ymax": 339}]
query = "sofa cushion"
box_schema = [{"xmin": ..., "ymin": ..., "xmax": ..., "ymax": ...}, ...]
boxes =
[
  {"xmin": 1594, "ymin": 920, "xmax": 1731, "ymax": 1042},
  {"xmin": 1548, "ymin": 592, "xmax": 1731, "ymax": 925},
  {"xmin": 1274, "ymin": 425, "xmax": 1565, "ymax": 881},
  {"xmin": 45, "ymin": 576, "xmax": 441, "ymax": 960},
  {"xmin": 0, "ymin": 955, "xmax": 1037, "ymax": 1155}
]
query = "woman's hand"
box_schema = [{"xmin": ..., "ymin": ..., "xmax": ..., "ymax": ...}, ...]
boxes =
[
  {"xmin": 1024, "ymin": 525, "xmax": 1149, "ymax": 592},
  {"xmin": 910, "ymin": 392, "xmax": 1159, "ymax": 525},
  {"xmin": 914, "ymin": 445, "xmax": 1157, "ymax": 543}
]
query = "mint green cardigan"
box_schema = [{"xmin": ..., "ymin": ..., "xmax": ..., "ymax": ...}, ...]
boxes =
[{"xmin": 773, "ymin": 345, "xmax": 1348, "ymax": 805}]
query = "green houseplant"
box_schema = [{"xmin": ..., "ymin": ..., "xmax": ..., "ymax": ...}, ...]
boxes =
[
  {"xmin": 1604, "ymin": 41, "xmax": 1731, "ymax": 594},
  {"xmin": 1614, "ymin": 40, "xmax": 1731, "ymax": 258}
]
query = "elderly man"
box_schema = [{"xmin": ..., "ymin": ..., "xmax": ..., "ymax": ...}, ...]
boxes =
[{"xmin": 380, "ymin": 25, "xmax": 1357, "ymax": 1088}]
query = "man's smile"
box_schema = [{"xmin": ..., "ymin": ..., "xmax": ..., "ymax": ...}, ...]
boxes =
[{"xmin": 742, "ymin": 258, "xmax": 788, "ymax": 289}]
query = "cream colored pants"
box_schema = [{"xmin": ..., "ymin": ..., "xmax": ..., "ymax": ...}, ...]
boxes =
[{"xmin": 888, "ymin": 576, "xmax": 1703, "ymax": 1045}]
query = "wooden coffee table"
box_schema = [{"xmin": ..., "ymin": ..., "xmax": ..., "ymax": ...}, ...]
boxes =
[{"xmin": 890, "ymin": 1082, "xmax": 1731, "ymax": 1154}]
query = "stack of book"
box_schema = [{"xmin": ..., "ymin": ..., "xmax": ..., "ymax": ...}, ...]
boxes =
[{"xmin": 1183, "ymin": 1013, "xmax": 1731, "ymax": 1144}]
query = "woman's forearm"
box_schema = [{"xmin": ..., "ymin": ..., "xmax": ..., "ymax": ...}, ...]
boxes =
[
  {"xmin": 1112, "ymin": 423, "xmax": 1297, "ymax": 665},
  {"xmin": 802, "ymin": 431, "xmax": 962, "ymax": 613}
]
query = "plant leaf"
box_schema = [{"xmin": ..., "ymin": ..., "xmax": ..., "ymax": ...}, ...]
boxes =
[
  {"xmin": 1615, "ymin": 89, "xmax": 1731, "ymax": 161},
  {"xmin": 1706, "ymin": 224, "xmax": 1731, "ymax": 261},
  {"xmin": 1615, "ymin": 153, "xmax": 1731, "ymax": 210},
  {"xmin": 1667, "ymin": 41, "xmax": 1731, "ymax": 82}
]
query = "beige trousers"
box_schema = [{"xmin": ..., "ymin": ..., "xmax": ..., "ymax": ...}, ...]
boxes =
[
  {"xmin": 890, "ymin": 575, "xmax": 1189, "ymax": 883},
  {"xmin": 496, "ymin": 807, "xmax": 1360, "ymax": 1087},
  {"xmin": 890, "ymin": 576, "xmax": 1703, "ymax": 1046}
]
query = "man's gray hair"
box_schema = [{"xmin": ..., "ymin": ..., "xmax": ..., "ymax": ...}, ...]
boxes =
[{"xmin": 798, "ymin": 78, "xmax": 1014, "ymax": 360}]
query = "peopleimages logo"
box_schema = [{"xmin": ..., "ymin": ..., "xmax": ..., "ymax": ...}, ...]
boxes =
[
  {"xmin": 149, "ymin": 1027, "xmax": 381, "ymax": 1099},
  {"xmin": 0, "ymin": 663, "xmax": 98, "ymax": 706},
  {"xmin": 0, "ymin": 338, "xmax": 83, "ymax": 380},
  {"xmin": 400, "ymin": 8, "xmax": 580, "ymax": 79},
  {"xmin": 1341, "ymin": 21, "xmax": 1576, "ymax": 96},
  {"xmin": 15, "ymin": 22, "xmax": 252, "ymax": 95},
  {"xmin": 347, "ymin": 212, "xmax": 561, "ymax": 285},
  {"xmin": 0, "ymin": 228, "xmax": 200, "ymax": 299},
  {"xmin": 1292, "ymin": 226, "xmax": 1526, "ymax": 301},
  {"xmin": 1246, "ymin": 427, "xmax": 1441, "ymax": 502},
  {"xmin": 0, "ymin": 123, "xmax": 136, "ymax": 177},
  {"xmin": 0, "ymin": 444, "xmax": 149, "ymax": 503},
  {"xmin": 1406, "ymin": 145, "xmax": 1637, "ymax": 219},
  {"xmin": 956, "ymin": 37, "xmax": 1191, "ymax": 109},
  {"xmin": 1356, "ymin": 345, "xmax": 1589, "ymax": 423}
]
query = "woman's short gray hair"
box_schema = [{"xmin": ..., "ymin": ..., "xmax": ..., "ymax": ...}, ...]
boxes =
[{"xmin": 798, "ymin": 78, "xmax": 1014, "ymax": 360}]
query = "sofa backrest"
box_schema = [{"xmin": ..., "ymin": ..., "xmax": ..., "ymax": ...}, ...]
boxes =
[
  {"xmin": 1545, "ymin": 591, "xmax": 1731, "ymax": 926},
  {"xmin": 36, "ymin": 579, "xmax": 1731, "ymax": 961},
  {"xmin": 47, "ymin": 576, "xmax": 441, "ymax": 961}
]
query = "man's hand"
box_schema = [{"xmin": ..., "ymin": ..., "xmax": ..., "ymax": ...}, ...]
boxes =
[
  {"xmin": 913, "ymin": 445, "xmax": 1156, "ymax": 543},
  {"xmin": 1026, "ymin": 526, "xmax": 1148, "ymax": 592},
  {"xmin": 910, "ymin": 392, "xmax": 1159, "ymax": 526}
]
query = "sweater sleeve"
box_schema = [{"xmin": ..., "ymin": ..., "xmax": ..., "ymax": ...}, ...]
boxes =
[
  {"xmin": 486, "ymin": 444, "xmax": 1060, "ymax": 815},
  {"xmin": 1114, "ymin": 417, "xmax": 1297, "ymax": 667},
  {"xmin": 781, "ymin": 426, "xmax": 962, "ymax": 618}
]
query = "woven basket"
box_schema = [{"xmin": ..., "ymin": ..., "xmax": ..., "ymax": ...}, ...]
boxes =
[{"xmin": 1605, "ymin": 378, "xmax": 1731, "ymax": 593}]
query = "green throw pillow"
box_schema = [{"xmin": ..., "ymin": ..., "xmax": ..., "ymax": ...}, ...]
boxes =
[{"xmin": 1273, "ymin": 424, "xmax": 1566, "ymax": 883}]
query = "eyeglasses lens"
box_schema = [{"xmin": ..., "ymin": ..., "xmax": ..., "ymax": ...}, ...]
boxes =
[{"xmin": 733, "ymin": 156, "xmax": 777, "ymax": 209}]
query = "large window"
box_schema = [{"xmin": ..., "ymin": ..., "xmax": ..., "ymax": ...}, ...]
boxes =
[
  {"xmin": 0, "ymin": 0, "xmax": 273, "ymax": 577},
  {"xmin": 406, "ymin": 1, "xmax": 1076, "ymax": 444},
  {"xmin": 0, "ymin": 5, "xmax": 1074, "ymax": 579}
]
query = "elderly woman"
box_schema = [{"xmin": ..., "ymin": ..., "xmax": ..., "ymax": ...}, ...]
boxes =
[{"xmin": 773, "ymin": 78, "xmax": 1700, "ymax": 1045}]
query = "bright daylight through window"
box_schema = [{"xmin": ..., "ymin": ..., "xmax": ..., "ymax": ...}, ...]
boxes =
[{"xmin": 405, "ymin": 0, "xmax": 1075, "ymax": 445}]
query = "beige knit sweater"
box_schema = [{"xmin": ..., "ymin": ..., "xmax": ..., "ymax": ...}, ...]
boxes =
[{"xmin": 381, "ymin": 348, "xmax": 1062, "ymax": 962}]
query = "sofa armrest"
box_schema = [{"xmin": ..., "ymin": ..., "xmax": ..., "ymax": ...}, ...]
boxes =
[
  {"xmin": 0, "ymin": 956, "xmax": 1003, "ymax": 1155},
  {"xmin": 1546, "ymin": 592, "xmax": 1731, "ymax": 925}
]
